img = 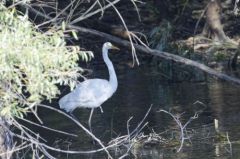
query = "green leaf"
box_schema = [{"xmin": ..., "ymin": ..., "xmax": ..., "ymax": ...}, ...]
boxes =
[
  {"xmin": 71, "ymin": 30, "xmax": 79, "ymax": 40},
  {"xmin": 61, "ymin": 21, "xmax": 66, "ymax": 31}
]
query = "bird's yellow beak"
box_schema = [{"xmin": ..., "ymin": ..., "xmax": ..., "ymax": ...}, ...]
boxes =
[{"xmin": 111, "ymin": 45, "xmax": 120, "ymax": 50}]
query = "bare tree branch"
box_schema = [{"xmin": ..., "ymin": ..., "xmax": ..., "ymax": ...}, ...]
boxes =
[{"xmin": 69, "ymin": 25, "xmax": 240, "ymax": 85}]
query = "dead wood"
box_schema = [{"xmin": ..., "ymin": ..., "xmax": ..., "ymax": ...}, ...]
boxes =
[
  {"xmin": 69, "ymin": 25, "xmax": 240, "ymax": 85},
  {"xmin": 202, "ymin": 0, "xmax": 231, "ymax": 42}
]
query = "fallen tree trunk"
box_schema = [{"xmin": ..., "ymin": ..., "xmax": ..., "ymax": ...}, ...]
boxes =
[
  {"xmin": 69, "ymin": 25, "xmax": 240, "ymax": 85},
  {"xmin": 25, "ymin": 0, "xmax": 240, "ymax": 85}
]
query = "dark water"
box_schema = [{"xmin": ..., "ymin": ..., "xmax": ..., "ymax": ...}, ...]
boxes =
[{"xmin": 32, "ymin": 60, "xmax": 240, "ymax": 159}]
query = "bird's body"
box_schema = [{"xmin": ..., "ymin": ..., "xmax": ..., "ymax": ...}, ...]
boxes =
[
  {"xmin": 59, "ymin": 42, "xmax": 118, "ymax": 132},
  {"xmin": 59, "ymin": 79, "xmax": 115, "ymax": 112}
]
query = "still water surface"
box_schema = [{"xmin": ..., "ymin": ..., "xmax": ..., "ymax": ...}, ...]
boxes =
[{"xmin": 35, "ymin": 61, "xmax": 240, "ymax": 159}]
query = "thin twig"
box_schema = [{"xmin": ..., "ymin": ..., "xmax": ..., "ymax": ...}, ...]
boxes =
[
  {"xmin": 70, "ymin": 0, "xmax": 121, "ymax": 24},
  {"xmin": 105, "ymin": 0, "xmax": 140, "ymax": 66},
  {"xmin": 157, "ymin": 109, "xmax": 198, "ymax": 152},
  {"xmin": 0, "ymin": 142, "xmax": 30, "ymax": 157},
  {"xmin": 129, "ymin": 105, "xmax": 152, "ymax": 137},
  {"xmin": 35, "ymin": 0, "xmax": 76, "ymax": 28},
  {"xmin": 17, "ymin": 117, "xmax": 78, "ymax": 137},
  {"xmin": 226, "ymin": 132, "xmax": 232, "ymax": 156},
  {"xmin": 37, "ymin": 104, "xmax": 113, "ymax": 159}
]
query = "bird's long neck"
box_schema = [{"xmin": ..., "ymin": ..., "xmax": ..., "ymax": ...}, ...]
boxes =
[{"xmin": 103, "ymin": 47, "xmax": 118, "ymax": 92}]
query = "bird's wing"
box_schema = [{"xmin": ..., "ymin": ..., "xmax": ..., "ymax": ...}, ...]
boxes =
[
  {"xmin": 59, "ymin": 79, "xmax": 111, "ymax": 111},
  {"xmin": 77, "ymin": 79, "xmax": 111, "ymax": 102}
]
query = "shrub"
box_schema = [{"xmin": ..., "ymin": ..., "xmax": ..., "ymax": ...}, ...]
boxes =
[{"xmin": 0, "ymin": 4, "xmax": 93, "ymax": 118}]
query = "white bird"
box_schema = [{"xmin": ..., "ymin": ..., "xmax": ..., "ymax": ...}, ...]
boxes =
[{"xmin": 59, "ymin": 42, "xmax": 119, "ymax": 132}]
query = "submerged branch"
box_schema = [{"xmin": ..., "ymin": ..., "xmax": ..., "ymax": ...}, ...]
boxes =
[
  {"xmin": 69, "ymin": 25, "xmax": 240, "ymax": 85},
  {"xmin": 17, "ymin": 117, "xmax": 78, "ymax": 138},
  {"xmin": 37, "ymin": 104, "xmax": 113, "ymax": 159},
  {"xmin": 157, "ymin": 109, "xmax": 199, "ymax": 152}
]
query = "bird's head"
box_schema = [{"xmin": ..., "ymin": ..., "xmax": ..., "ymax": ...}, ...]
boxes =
[{"xmin": 103, "ymin": 42, "xmax": 120, "ymax": 50}]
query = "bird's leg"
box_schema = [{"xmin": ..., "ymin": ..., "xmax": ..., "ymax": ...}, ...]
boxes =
[
  {"xmin": 88, "ymin": 108, "xmax": 96, "ymax": 145},
  {"xmin": 88, "ymin": 108, "xmax": 94, "ymax": 134},
  {"xmin": 99, "ymin": 106, "xmax": 104, "ymax": 113}
]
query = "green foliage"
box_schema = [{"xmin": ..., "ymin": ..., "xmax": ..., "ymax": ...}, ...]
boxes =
[
  {"xmin": 0, "ymin": 4, "xmax": 93, "ymax": 118},
  {"xmin": 214, "ymin": 52, "xmax": 228, "ymax": 61},
  {"xmin": 149, "ymin": 20, "xmax": 173, "ymax": 51}
]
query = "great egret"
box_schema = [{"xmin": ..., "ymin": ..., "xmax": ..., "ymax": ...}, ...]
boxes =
[{"xmin": 59, "ymin": 42, "xmax": 119, "ymax": 132}]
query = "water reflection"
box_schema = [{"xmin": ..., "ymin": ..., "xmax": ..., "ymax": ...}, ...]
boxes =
[{"xmin": 35, "ymin": 62, "xmax": 240, "ymax": 159}]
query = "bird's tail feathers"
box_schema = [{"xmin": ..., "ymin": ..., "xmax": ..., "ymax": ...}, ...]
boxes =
[{"xmin": 59, "ymin": 96, "xmax": 77, "ymax": 113}]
